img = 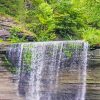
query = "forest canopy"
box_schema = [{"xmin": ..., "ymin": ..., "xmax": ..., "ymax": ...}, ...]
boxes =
[{"xmin": 0, "ymin": 0, "xmax": 100, "ymax": 45}]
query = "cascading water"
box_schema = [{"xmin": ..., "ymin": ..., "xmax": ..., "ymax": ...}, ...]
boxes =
[
  {"xmin": 6, "ymin": 41, "xmax": 88, "ymax": 100},
  {"xmin": 6, "ymin": 44, "xmax": 23, "ymax": 77}
]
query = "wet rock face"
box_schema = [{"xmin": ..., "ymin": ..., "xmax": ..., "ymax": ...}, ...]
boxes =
[
  {"xmin": 86, "ymin": 49, "xmax": 100, "ymax": 100},
  {"xmin": 25, "ymin": 36, "xmax": 34, "ymax": 41},
  {"xmin": 0, "ymin": 29, "xmax": 10, "ymax": 40},
  {"xmin": 0, "ymin": 51, "xmax": 23, "ymax": 100},
  {"xmin": 0, "ymin": 15, "xmax": 35, "ymax": 42},
  {"xmin": 0, "ymin": 15, "xmax": 17, "ymax": 30},
  {"xmin": 0, "ymin": 28, "xmax": 34, "ymax": 41},
  {"xmin": 0, "ymin": 16, "xmax": 18, "ymax": 40}
]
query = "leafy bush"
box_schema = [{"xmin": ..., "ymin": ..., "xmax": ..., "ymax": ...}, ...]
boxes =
[
  {"xmin": 22, "ymin": 46, "xmax": 33, "ymax": 72},
  {"xmin": 8, "ymin": 27, "xmax": 26, "ymax": 43},
  {"xmin": 54, "ymin": 6, "xmax": 85, "ymax": 39},
  {"xmin": 79, "ymin": 27, "xmax": 100, "ymax": 45},
  {"xmin": 37, "ymin": 32, "xmax": 56, "ymax": 41},
  {"xmin": 0, "ymin": 0, "xmax": 19, "ymax": 16},
  {"xmin": 0, "ymin": 0, "xmax": 100, "ymax": 45}
]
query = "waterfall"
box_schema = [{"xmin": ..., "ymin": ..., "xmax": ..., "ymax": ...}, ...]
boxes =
[
  {"xmin": 6, "ymin": 44, "xmax": 23, "ymax": 76},
  {"xmin": 7, "ymin": 41, "xmax": 88, "ymax": 100}
]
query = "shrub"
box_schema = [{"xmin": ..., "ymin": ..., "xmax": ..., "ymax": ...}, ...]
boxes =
[{"xmin": 8, "ymin": 27, "xmax": 26, "ymax": 43}]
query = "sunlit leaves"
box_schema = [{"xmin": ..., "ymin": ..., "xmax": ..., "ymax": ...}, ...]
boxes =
[
  {"xmin": 1, "ymin": 0, "xmax": 99, "ymax": 44},
  {"xmin": 80, "ymin": 27, "xmax": 100, "ymax": 45}
]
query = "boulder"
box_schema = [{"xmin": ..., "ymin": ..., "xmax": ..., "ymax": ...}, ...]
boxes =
[{"xmin": 0, "ymin": 29, "xmax": 10, "ymax": 40}]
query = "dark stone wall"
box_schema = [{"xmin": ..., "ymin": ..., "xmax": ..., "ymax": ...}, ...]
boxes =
[{"xmin": 86, "ymin": 49, "xmax": 100, "ymax": 100}]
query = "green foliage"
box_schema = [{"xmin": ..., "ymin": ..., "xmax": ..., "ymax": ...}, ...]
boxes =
[
  {"xmin": 0, "ymin": 39, "xmax": 4, "ymax": 42},
  {"xmin": 17, "ymin": 0, "xmax": 26, "ymax": 23},
  {"xmin": 64, "ymin": 50, "xmax": 72, "ymax": 58},
  {"xmin": 25, "ymin": 2, "xmax": 56, "ymax": 41},
  {"xmin": 74, "ymin": 0, "xmax": 100, "ymax": 45},
  {"xmin": 25, "ymin": 0, "xmax": 86, "ymax": 41},
  {"xmin": 82, "ymin": 0, "xmax": 100, "ymax": 25},
  {"xmin": 0, "ymin": 0, "xmax": 100, "ymax": 45},
  {"xmin": 8, "ymin": 27, "xmax": 26, "ymax": 43},
  {"xmin": 0, "ymin": 0, "xmax": 19, "ymax": 16},
  {"xmin": 10, "ymin": 26, "xmax": 21, "ymax": 33},
  {"xmin": 3, "ymin": 56, "xmax": 16, "ymax": 74},
  {"xmin": 63, "ymin": 43, "xmax": 82, "ymax": 58},
  {"xmin": 54, "ymin": 1, "xmax": 85, "ymax": 39},
  {"xmin": 23, "ymin": 49, "xmax": 32, "ymax": 65},
  {"xmin": 37, "ymin": 32, "xmax": 56, "ymax": 41},
  {"xmin": 22, "ymin": 47, "xmax": 32, "ymax": 72},
  {"xmin": 79, "ymin": 27, "xmax": 100, "ymax": 45}
]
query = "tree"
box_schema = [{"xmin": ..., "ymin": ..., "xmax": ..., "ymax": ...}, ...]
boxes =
[
  {"xmin": 0, "ymin": 0, "xmax": 19, "ymax": 16},
  {"xmin": 0, "ymin": 0, "xmax": 99, "ymax": 45}
]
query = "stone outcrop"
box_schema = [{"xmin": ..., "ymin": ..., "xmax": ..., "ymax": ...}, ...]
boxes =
[
  {"xmin": 0, "ymin": 14, "xmax": 36, "ymax": 41},
  {"xmin": 0, "ymin": 29, "xmax": 10, "ymax": 40}
]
